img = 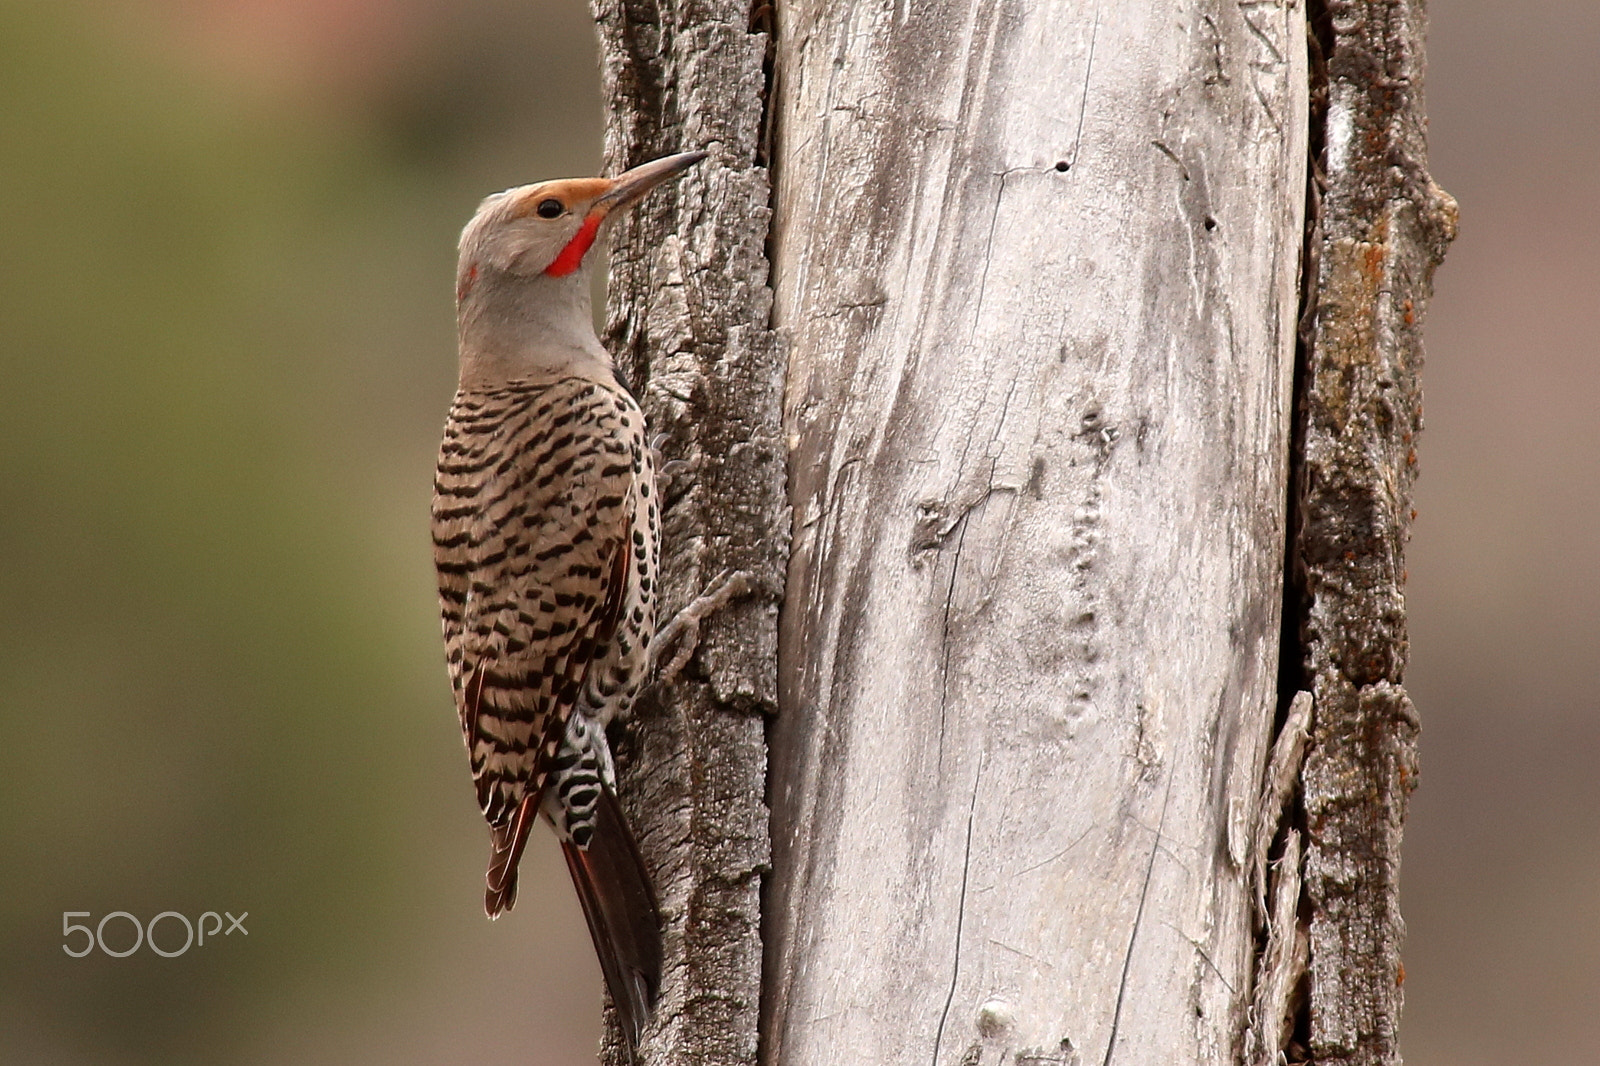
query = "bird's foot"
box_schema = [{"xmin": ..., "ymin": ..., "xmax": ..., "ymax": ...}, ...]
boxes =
[{"xmin": 651, "ymin": 569, "xmax": 755, "ymax": 684}]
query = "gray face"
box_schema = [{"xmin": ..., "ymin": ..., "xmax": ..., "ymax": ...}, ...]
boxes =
[
  {"xmin": 457, "ymin": 176, "xmax": 613, "ymax": 280},
  {"xmin": 459, "ymin": 152, "xmax": 707, "ymax": 284},
  {"xmin": 451, "ymin": 153, "xmax": 707, "ymax": 387}
]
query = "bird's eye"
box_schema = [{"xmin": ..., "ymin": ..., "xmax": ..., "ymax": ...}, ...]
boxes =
[{"xmin": 536, "ymin": 198, "xmax": 564, "ymax": 219}]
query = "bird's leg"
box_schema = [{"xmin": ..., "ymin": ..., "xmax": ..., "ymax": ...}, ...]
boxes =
[{"xmin": 651, "ymin": 569, "xmax": 755, "ymax": 684}]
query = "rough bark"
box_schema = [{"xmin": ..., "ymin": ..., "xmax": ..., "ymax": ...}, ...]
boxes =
[
  {"xmin": 765, "ymin": 3, "xmax": 1306, "ymax": 1064},
  {"xmin": 1291, "ymin": 2, "xmax": 1457, "ymax": 1065},
  {"xmin": 591, "ymin": 1, "xmax": 784, "ymax": 1064}
]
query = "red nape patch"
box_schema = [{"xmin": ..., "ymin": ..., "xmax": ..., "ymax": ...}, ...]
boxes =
[
  {"xmin": 544, "ymin": 213, "xmax": 603, "ymax": 277},
  {"xmin": 456, "ymin": 264, "xmax": 479, "ymax": 302}
]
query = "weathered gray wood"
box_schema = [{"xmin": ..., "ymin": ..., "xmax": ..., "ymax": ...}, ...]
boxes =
[
  {"xmin": 591, "ymin": 1, "xmax": 784, "ymax": 1063},
  {"xmin": 765, "ymin": 2, "xmax": 1308, "ymax": 1064},
  {"xmin": 1242, "ymin": 688, "xmax": 1312, "ymax": 1066},
  {"xmin": 1245, "ymin": 828, "xmax": 1309, "ymax": 1066},
  {"xmin": 1294, "ymin": 2, "xmax": 1457, "ymax": 1064},
  {"xmin": 1253, "ymin": 689, "xmax": 1312, "ymax": 922}
]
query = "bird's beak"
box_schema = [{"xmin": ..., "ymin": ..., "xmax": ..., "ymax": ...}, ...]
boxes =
[{"xmin": 592, "ymin": 151, "xmax": 707, "ymax": 217}]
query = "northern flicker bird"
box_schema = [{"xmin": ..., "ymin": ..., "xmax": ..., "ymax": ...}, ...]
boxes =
[{"xmin": 433, "ymin": 150, "xmax": 704, "ymax": 1053}]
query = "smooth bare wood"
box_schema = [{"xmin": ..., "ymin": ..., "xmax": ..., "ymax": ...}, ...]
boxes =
[
  {"xmin": 1293, "ymin": 2, "xmax": 1456, "ymax": 1064},
  {"xmin": 766, "ymin": 3, "xmax": 1307, "ymax": 1064}
]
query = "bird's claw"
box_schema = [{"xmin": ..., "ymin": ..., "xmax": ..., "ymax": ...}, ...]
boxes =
[{"xmin": 651, "ymin": 569, "xmax": 756, "ymax": 683}]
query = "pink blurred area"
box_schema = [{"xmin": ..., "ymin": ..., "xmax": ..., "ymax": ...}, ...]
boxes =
[{"xmin": 110, "ymin": 0, "xmax": 449, "ymax": 98}]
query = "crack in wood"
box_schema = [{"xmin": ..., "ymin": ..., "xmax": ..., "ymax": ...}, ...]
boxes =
[
  {"xmin": 1069, "ymin": 2, "xmax": 1101, "ymax": 168},
  {"xmin": 936, "ymin": 511, "xmax": 970, "ymax": 771},
  {"xmin": 933, "ymin": 761, "xmax": 986, "ymax": 1066},
  {"xmin": 1150, "ymin": 140, "xmax": 1191, "ymax": 181},
  {"xmin": 1101, "ymin": 770, "xmax": 1173, "ymax": 1066}
]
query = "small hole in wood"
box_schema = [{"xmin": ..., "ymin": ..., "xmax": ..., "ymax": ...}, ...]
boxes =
[
  {"xmin": 1054, "ymin": 160, "xmax": 1070, "ymax": 172},
  {"xmin": 1204, "ymin": 216, "xmax": 1218, "ymax": 231}
]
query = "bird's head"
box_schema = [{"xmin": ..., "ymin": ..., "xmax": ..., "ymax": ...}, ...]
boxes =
[{"xmin": 456, "ymin": 150, "xmax": 706, "ymax": 301}]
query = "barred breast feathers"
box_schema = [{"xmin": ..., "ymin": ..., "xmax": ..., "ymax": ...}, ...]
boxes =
[{"xmin": 431, "ymin": 373, "xmax": 652, "ymax": 827}]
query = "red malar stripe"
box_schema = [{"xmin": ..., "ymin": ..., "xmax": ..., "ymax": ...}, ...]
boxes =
[{"xmin": 545, "ymin": 212, "xmax": 603, "ymax": 277}]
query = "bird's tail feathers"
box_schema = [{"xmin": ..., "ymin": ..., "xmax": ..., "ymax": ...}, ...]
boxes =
[
  {"xmin": 485, "ymin": 792, "xmax": 539, "ymax": 918},
  {"xmin": 561, "ymin": 786, "xmax": 662, "ymax": 1058}
]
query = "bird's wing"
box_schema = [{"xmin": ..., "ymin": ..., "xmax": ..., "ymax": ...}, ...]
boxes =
[{"xmin": 433, "ymin": 378, "xmax": 644, "ymax": 909}]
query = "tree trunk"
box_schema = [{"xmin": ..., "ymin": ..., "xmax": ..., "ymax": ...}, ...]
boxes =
[{"xmin": 590, "ymin": 0, "xmax": 1453, "ymax": 1064}]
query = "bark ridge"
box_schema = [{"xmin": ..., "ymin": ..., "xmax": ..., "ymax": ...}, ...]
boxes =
[{"xmin": 593, "ymin": 1, "xmax": 785, "ymax": 1063}]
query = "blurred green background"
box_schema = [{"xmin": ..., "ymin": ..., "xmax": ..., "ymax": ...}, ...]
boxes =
[
  {"xmin": 0, "ymin": 1, "xmax": 607, "ymax": 1062},
  {"xmin": 0, "ymin": 1, "xmax": 1591, "ymax": 1063}
]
